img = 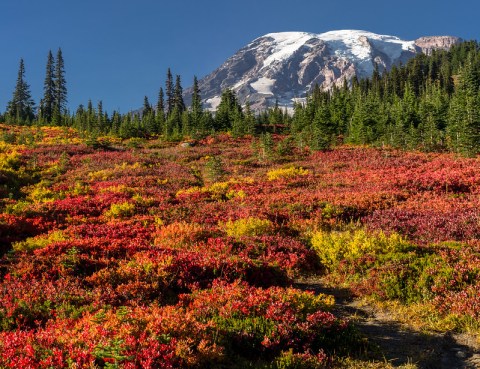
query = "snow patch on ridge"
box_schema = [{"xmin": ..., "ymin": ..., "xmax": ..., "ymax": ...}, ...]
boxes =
[
  {"xmin": 250, "ymin": 77, "xmax": 275, "ymax": 95},
  {"xmin": 261, "ymin": 32, "xmax": 316, "ymax": 70},
  {"xmin": 205, "ymin": 96, "xmax": 221, "ymax": 111},
  {"xmin": 318, "ymin": 30, "xmax": 416, "ymax": 61}
]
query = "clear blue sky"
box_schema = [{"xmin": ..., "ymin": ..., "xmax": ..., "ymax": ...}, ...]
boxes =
[{"xmin": 1, "ymin": 0, "xmax": 478, "ymax": 113}]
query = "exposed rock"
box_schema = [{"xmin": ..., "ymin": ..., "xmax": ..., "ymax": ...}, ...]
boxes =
[
  {"xmin": 415, "ymin": 36, "xmax": 462, "ymax": 55},
  {"xmin": 184, "ymin": 30, "xmax": 461, "ymax": 111}
]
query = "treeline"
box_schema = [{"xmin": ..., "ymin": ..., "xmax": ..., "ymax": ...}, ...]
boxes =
[
  {"xmin": 72, "ymin": 74, "xmax": 261, "ymax": 140},
  {"xmin": 0, "ymin": 53, "xmax": 288, "ymax": 140},
  {"xmin": 291, "ymin": 41, "xmax": 480, "ymax": 156},
  {"xmin": 2, "ymin": 49, "xmax": 67, "ymax": 126},
  {"xmin": 3, "ymin": 41, "xmax": 480, "ymax": 155}
]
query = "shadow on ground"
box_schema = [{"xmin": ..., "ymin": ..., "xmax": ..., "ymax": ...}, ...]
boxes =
[{"xmin": 295, "ymin": 279, "xmax": 480, "ymax": 369}]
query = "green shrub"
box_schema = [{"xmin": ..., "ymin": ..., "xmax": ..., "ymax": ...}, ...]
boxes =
[{"xmin": 204, "ymin": 156, "xmax": 225, "ymax": 182}]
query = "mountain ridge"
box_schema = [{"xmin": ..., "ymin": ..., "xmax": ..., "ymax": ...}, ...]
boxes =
[{"xmin": 184, "ymin": 30, "xmax": 461, "ymax": 111}]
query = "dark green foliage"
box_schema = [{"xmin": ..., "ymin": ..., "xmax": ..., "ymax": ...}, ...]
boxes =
[
  {"xmin": 204, "ymin": 156, "xmax": 225, "ymax": 182},
  {"xmin": 291, "ymin": 40, "xmax": 480, "ymax": 155},
  {"xmin": 189, "ymin": 76, "xmax": 205, "ymax": 136},
  {"xmin": 6, "ymin": 59, "xmax": 35, "ymax": 124},
  {"xmin": 165, "ymin": 68, "xmax": 174, "ymax": 116},
  {"xmin": 156, "ymin": 88, "xmax": 165, "ymax": 117},
  {"xmin": 39, "ymin": 51, "xmax": 55, "ymax": 123},
  {"xmin": 215, "ymin": 89, "xmax": 243, "ymax": 132},
  {"xmin": 53, "ymin": 48, "xmax": 67, "ymax": 125},
  {"xmin": 173, "ymin": 75, "xmax": 185, "ymax": 113}
]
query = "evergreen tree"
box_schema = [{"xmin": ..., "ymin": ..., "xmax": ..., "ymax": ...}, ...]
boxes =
[
  {"xmin": 156, "ymin": 88, "xmax": 166, "ymax": 133},
  {"xmin": 40, "ymin": 50, "xmax": 55, "ymax": 123},
  {"xmin": 268, "ymin": 99, "xmax": 283, "ymax": 128},
  {"xmin": 156, "ymin": 87, "xmax": 165, "ymax": 116},
  {"xmin": 86, "ymin": 100, "xmax": 95, "ymax": 132},
  {"xmin": 191, "ymin": 76, "xmax": 202, "ymax": 114},
  {"xmin": 215, "ymin": 89, "xmax": 242, "ymax": 131},
  {"xmin": 143, "ymin": 96, "xmax": 152, "ymax": 116},
  {"xmin": 181, "ymin": 110, "xmax": 190, "ymax": 136},
  {"xmin": 141, "ymin": 97, "xmax": 156, "ymax": 135},
  {"xmin": 190, "ymin": 76, "xmax": 204, "ymax": 134},
  {"xmin": 173, "ymin": 75, "xmax": 185, "ymax": 113},
  {"xmin": 165, "ymin": 68, "xmax": 174, "ymax": 116},
  {"xmin": 231, "ymin": 105, "xmax": 245, "ymax": 137},
  {"xmin": 417, "ymin": 83, "xmax": 447, "ymax": 151},
  {"xmin": 97, "ymin": 100, "xmax": 106, "ymax": 132},
  {"xmin": 447, "ymin": 58, "xmax": 480, "ymax": 156},
  {"xmin": 6, "ymin": 58, "xmax": 35, "ymax": 124},
  {"xmin": 311, "ymin": 102, "xmax": 334, "ymax": 150},
  {"xmin": 53, "ymin": 48, "xmax": 67, "ymax": 125},
  {"xmin": 110, "ymin": 110, "xmax": 122, "ymax": 135},
  {"xmin": 244, "ymin": 101, "xmax": 256, "ymax": 135},
  {"xmin": 73, "ymin": 104, "xmax": 86, "ymax": 131},
  {"xmin": 165, "ymin": 106, "xmax": 181, "ymax": 139}
]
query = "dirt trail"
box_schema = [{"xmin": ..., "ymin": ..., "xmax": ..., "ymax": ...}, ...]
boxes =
[{"xmin": 295, "ymin": 279, "xmax": 480, "ymax": 369}]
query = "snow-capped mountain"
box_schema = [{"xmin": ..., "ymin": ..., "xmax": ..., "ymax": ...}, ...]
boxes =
[{"xmin": 185, "ymin": 30, "xmax": 460, "ymax": 110}]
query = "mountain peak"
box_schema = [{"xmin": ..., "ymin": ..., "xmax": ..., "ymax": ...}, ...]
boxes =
[{"xmin": 185, "ymin": 30, "xmax": 461, "ymax": 111}]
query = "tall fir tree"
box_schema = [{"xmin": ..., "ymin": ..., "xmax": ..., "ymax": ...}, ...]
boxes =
[
  {"xmin": 189, "ymin": 76, "xmax": 204, "ymax": 135},
  {"xmin": 447, "ymin": 58, "xmax": 480, "ymax": 156},
  {"xmin": 215, "ymin": 89, "xmax": 242, "ymax": 131},
  {"xmin": 40, "ymin": 50, "xmax": 55, "ymax": 123},
  {"xmin": 165, "ymin": 68, "xmax": 174, "ymax": 116},
  {"xmin": 97, "ymin": 100, "xmax": 105, "ymax": 132},
  {"xmin": 173, "ymin": 75, "xmax": 185, "ymax": 113},
  {"xmin": 143, "ymin": 96, "xmax": 152, "ymax": 115},
  {"xmin": 244, "ymin": 101, "xmax": 256, "ymax": 135},
  {"xmin": 6, "ymin": 58, "xmax": 35, "ymax": 124},
  {"xmin": 53, "ymin": 48, "xmax": 67, "ymax": 125},
  {"xmin": 155, "ymin": 87, "xmax": 165, "ymax": 134},
  {"xmin": 156, "ymin": 87, "xmax": 165, "ymax": 116},
  {"xmin": 191, "ymin": 76, "xmax": 202, "ymax": 113}
]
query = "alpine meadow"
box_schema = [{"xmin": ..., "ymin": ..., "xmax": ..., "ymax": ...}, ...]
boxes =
[{"xmin": 1, "ymin": 27, "xmax": 480, "ymax": 368}]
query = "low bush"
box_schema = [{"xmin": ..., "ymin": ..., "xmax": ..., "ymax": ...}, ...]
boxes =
[
  {"xmin": 267, "ymin": 166, "xmax": 310, "ymax": 181},
  {"xmin": 310, "ymin": 228, "xmax": 410, "ymax": 271},
  {"xmin": 223, "ymin": 217, "xmax": 274, "ymax": 238}
]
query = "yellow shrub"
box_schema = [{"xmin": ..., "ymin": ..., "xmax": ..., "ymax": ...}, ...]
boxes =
[
  {"xmin": 88, "ymin": 162, "xmax": 141, "ymax": 181},
  {"xmin": 71, "ymin": 181, "xmax": 90, "ymax": 196},
  {"xmin": 132, "ymin": 193, "xmax": 156, "ymax": 207},
  {"xmin": 284, "ymin": 288, "xmax": 335, "ymax": 312},
  {"xmin": 100, "ymin": 185, "xmax": 136, "ymax": 195},
  {"xmin": 13, "ymin": 230, "xmax": 67, "ymax": 253},
  {"xmin": 223, "ymin": 217, "xmax": 274, "ymax": 238},
  {"xmin": 310, "ymin": 228, "xmax": 409, "ymax": 270},
  {"xmin": 208, "ymin": 182, "xmax": 230, "ymax": 200},
  {"xmin": 0, "ymin": 151, "xmax": 21, "ymax": 171},
  {"xmin": 88, "ymin": 168, "xmax": 114, "ymax": 181},
  {"xmin": 226, "ymin": 189, "xmax": 246, "ymax": 200},
  {"xmin": 104, "ymin": 202, "xmax": 136, "ymax": 219},
  {"xmin": 267, "ymin": 166, "xmax": 309, "ymax": 181},
  {"xmin": 27, "ymin": 182, "xmax": 59, "ymax": 203}
]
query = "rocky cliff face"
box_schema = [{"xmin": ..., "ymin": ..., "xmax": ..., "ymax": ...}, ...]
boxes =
[
  {"xmin": 414, "ymin": 36, "xmax": 462, "ymax": 55},
  {"xmin": 184, "ymin": 30, "xmax": 461, "ymax": 111}
]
